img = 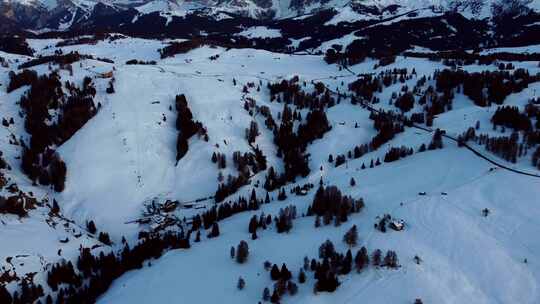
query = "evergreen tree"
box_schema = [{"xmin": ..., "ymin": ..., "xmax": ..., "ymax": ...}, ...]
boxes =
[
  {"xmin": 343, "ymin": 225, "xmax": 358, "ymax": 247},
  {"xmin": 236, "ymin": 240, "xmax": 249, "ymax": 264},
  {"xmin": 237, "ymin": 277, "xmax": 245, "ymax": 290},
  {"xmin": 372, "ymin": 249, "xmax": 382, "ymax": 266},
  {"xmin": 270, "ymin": 264, "xmax": 281, "ymax": 280},
  {"xmin": 355, "ymin": 246, "xmax": 369, "ymax": 272},
  {"xmin": 0, "ymin": 285, "xmax": 12, "ymax": 304},
  {"xmin": 262, "ymin": 287, "xmax": 270, "ymax": 301},
  {"xmin": 298, "ymin": 269, "xmax": 306, "ymax": 283},
  {"xmin": 208, "ymin": 222, "xmax": 220, "ymax": 238},
  {"xmin": 280, "ymin": 263, "xmax": 292, "ymax": 281}
]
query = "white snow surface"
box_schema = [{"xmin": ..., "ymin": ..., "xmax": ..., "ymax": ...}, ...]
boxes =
[
  {"xmin": 237, "ymin": 26, "xmax": 282, "ymax": 39},
  {"xmin": 1, "ymin": 36, "xmax": 540, "ymax": 304}
]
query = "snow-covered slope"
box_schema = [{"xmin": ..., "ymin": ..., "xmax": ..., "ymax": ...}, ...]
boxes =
[{"xmin": 2, "ymin": 33, "xmax": 540, "ymax": 303}]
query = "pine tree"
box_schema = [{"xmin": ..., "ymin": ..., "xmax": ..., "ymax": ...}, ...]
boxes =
[
  {"xmin": 280, "ymin": 263, "xmax": 292, "ymax": 281},
  {"xmin": 237, "ymin": 277, "xmax": 245, "ymax": 290},
  {"xmin": 230, "ymin": 246, "xmax": 235, "ymax": 259},
  {"xmin": 270, "ymin": 264, "xmax": 281, "ymax": 280},
  {"xmin": 248, "ymin": 215, "xmax": 258, "ymax": 233},
  {"xmin": 343, "ymin": 225, "xmax": 358, "ymax": 247},
  {"xmin": 319, "ymin": 240, "xmax": 335, "ymax": 259},
  {"xmin": 262, "ymin": 287, "xmax": 271, "ymax": 301},
  {"xmin": 51, "ymin": 199, "xmax": 60, "ymax": 214},
  {"xmin": 236, "ymin": 240, "xmax": 249, "ymax": 264},
  {"xmin": 208, "ymin": 222, "xmax": 220, "ymax": 238},
  {"xmin": 98, "ymin": 232, "xmax": 111, "ymax": 245},
  {"xmin": 298, "ymin": 269, "xmax": 306, "ymax": 283},
  {"xmin": 287, "ymin": 281, "xmax": 298, "ymax": 295},
  {"xmin": 86, "ymin": 220, "xmax": 97, "ymax": 234},
  {"xmin": 372, "ymin": 249, "xmax": 382, "ymax": 266},
  {"xmin": 355, "ymin": 246, "xmax": 369, "ymax": 272},
  {"xmin": 270, "ymin": 289, "xmax": 280, "ymax": 303},
  {"xmin": 341, "ymin": 249, "xmax": 353, "ymax": 274},
  {"xmin": 0, "ymin": 285, "xmax": 12, "ymax": 304}
]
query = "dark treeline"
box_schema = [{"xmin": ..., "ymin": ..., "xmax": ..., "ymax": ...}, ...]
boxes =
[
  {"xmin": 175, "ymin": 94, "xmax": 207, "ymax": 161},
  {"xmin": 214, "ymin": 149, "xmax": 267, "ymax": 202},
  {"xmin": 491, "ymin": 106, "xmax": 533, "ymax": 131},
  {"xmin": 15, "ymin": 71, "xmax": 97, "ymax": 191},
  {"xmin": 200, "ymin": 194, "xmax": 264, "ymax": 230},
  {"xmin": 348, "ymin": 68, "xmax": 412, "ymax": 102},
  {"xmin": 18, "ymin": 51, "xmax": 93, "ymax": 69},
  {"xmin": 253, "ymin": 78, "xmax": 333, "ymax": 191},
  {"xmin": 125, "ymin": 59, "xmax": 157, "ymax": 65},
  {"xmin": 435, "ymin": 68, "xmax": 539, "ymax": 107},
  {"xmin": 267, "ymin": 77, "xmax": 335, "ymax": 110},
  {"xmin": 7, "ymin": 69, "xmax": 38, "ymax": 92},
  {"xmin": 0, "ymin": 193, "xmax": 38, "ymax": 217},
  {"xmin": 0, "ymin": 36, "xmax": 34, "ymax": 56},
  {"xmin": 404, "ymin": 50, "xmax": 540, "ymax": 64},
  {"xmin": 384, "ymin": 146, "xmax": 414, "ymax": 163},
  {"xmin": 264, "ymin": 105, "xmax": 331, "ymax": 190},
  {"xmin": 369, "ymin": 110, "xmax": 405, "ymax": 150},
  {"xmin": 307, "ymin": 185, "xmax": 364, "ymax": 226},
  {"xmin": 40, "ymin": 232, "xmax": 191, "ymax": 304},
  {"xmin": 159, "ymin": 39, "xmax": 208, "ymax": 59}
]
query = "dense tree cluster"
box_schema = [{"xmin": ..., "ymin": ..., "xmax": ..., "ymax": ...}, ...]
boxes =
[
  {"xmin": 40, "ymin": 231, "xmax": 192, "ymax": 303},
  {"xmin": 17, "ymin": 71, "xmax": 97, "ymax": 191},
  {"xmin": 159, "ymin": 39, "xmax": 206, "ymax": 59},
  {"xmin": 404, "ymin": 50, "xmax": 540, "ymax": 66},
  {"xmin": 125, "ymin": 59, "xmax": 156, "ymax": 65},
  {"xmin": 394, "ymin": 91, "xmax": 415, "ymax": 112},
  {"xmin": 245, "ymin": 120, "xmax": 259, "ymax": 144},
  {"xmin": 307, "ymin": 185, "xmax": 364, "ymax": 226},
  {"xmin": 18, "ymin": 52, "xmax": 92, "ymax": 69},
  {"xmin": 7, "ymin": 69, "xmax": 38, "ymax": 92},
  {"xmin": 369, "ymin": 110, "xmax": 405, "ymax": 150},
  {"xmin": 232, "ymin": 150, "xmax": 266, "ymax": 177},
  {"xmin": 175, "ymin": 94, "xmax": 207, "ymax": 161},
  {"xmin": 263, "ymin": 103, "xmax": 331, "ymax": 190},
  {"xmin": 306, "ymin": 239, "xmax": 399, "ymax": 294},
  {"xmin": 0, "ymin": 36, "xmax": 34, "ymax": 56},
  {"xmin": 275, "ymin": 205, "xmax": 297, "ymax": 233},
  {"xmin": 384, "ymin": 146, "xmax": 414, "ymax": 163},
  {"xmin": 0, "ymin": 194, "xmax": 37, "ymax": 217},
  {"xmin": 265, "ymin": 262, "xmax": 298, "ymax": 303},
  {"xmin": 201, "ymin": 194, "xmax": 264, "ymax": 229},
  {"xmin": 435, "ymin": 69, "xmax": 539, "ymax": 107},
  {"xmin": 491, "ymin": 106, "xmax": 532, "ymax": 131},
  {"xmin": 267, "ymin": 77, "xmax": 336, "ymax": 110},
  {"xmin": 0, "ymin": 279, "xmax": 44, "ymax": 304},
  {"xmin": 349, "ymin": 69, "xmax": 410, "ymax": 102},
  {"xmin": 214, "ymin": 174, "xmax": 248, "ymax": 203},
  {"xmin": 482, "ymin": 133, "xmax": 520, "ymax": 163}
]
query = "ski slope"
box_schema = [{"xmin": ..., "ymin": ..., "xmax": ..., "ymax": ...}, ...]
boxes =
[{"xmin": 1, "ymin": 36, "xmax": 540, "ymax": 303}]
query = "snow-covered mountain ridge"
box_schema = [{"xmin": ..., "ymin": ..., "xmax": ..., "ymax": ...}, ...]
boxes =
[{"xmin": 1, "ymin": 0, "xmax": 539, "ymax": 31}]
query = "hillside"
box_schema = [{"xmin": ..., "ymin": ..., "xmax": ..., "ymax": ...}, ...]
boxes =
[{"xmin": 0, "ymin": 22, "xmax": 540, "ymax": 304}]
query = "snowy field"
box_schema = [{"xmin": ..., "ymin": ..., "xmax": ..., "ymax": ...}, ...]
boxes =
[{"xmin": 1, "ymin": 36, "xmax": 540, "ymax": 303}]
